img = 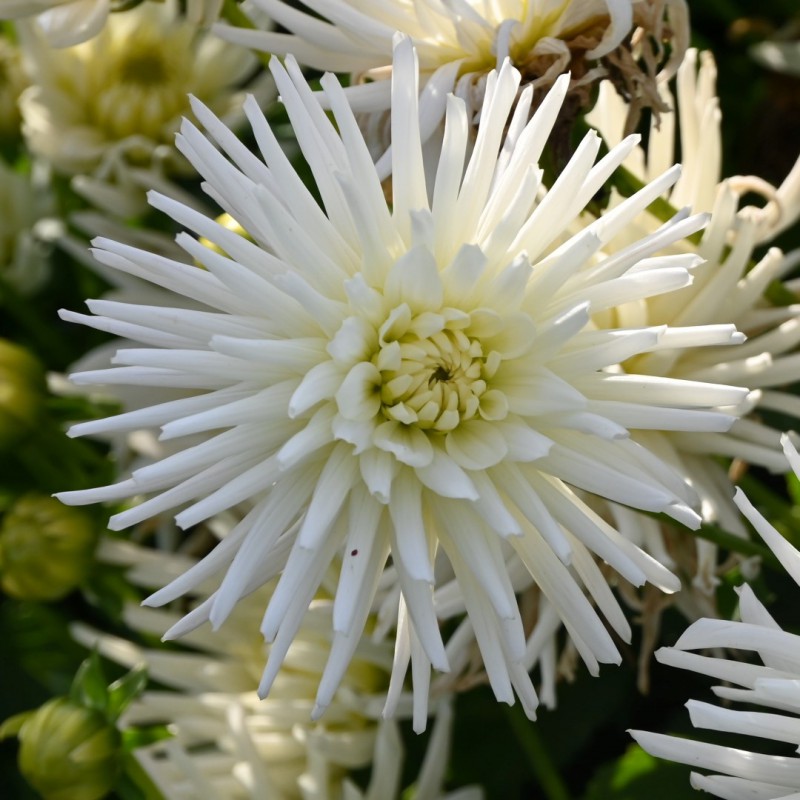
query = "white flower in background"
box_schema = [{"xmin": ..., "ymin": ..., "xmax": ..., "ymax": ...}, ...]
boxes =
[
  {"xmin": 0, "ymin": 0, "xmax": 110, "ymax": 48},
  {"xmin": 17, "ymin": 0, "xmax": 265, "ymax": 179},
  {"xmin": 587, "ymin": 49, "xmax": 800, "ymax": 591},
  {"xmin": 75, "ymin": 538, "xmax": 479, "ymax": 800},
  {"xmin": 0, "ymin": 159, "xmax": 53, "ymax": 294},
  {"xmin": 0, "ymin": 0, "xmax": 229, "ymax": 46},
  {"xmin": 215, "ymin": 0, "xmax": 687, "ymax": 170},
  {"xmin": 631, "ymin": 434, "xmax": 800, "ymax": 799},
  {"xmin": 58, "ymin": 37, "xmax": 752, "ymax": 725}
]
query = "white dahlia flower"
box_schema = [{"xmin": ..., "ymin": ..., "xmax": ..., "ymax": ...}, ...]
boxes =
[
  {"xmin": 74, "ymin": 539, "xmax": 478, "ymax": 800},
  {"xmin": 17, "ymin": 0, "xmax": 263, "ymax": 178},
  {"xmin": 58, "ymin": 37, "xmax": 750, "ymax": 723},
  {"xmin": 0, "ymin": 0, "xmax": 226, "ymax": 46},
  {"xmin": 587, "ymin": 49, "xmax": 800, "ymax": 591},
  {"xmin": 73, "ymin": 536, "xmax": 482, "ymax": 800},
  {"xmin": 631, "ymin": 433, "xmax": 800, "ymax": 799},
  {"xmin": 215, "ymin": 0, "xmax": 687, "ymax": 169}
]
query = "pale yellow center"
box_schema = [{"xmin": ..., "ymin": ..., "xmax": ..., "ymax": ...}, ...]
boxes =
[
  {"xmin": 85, "ymin": 27, "xmax": 195, "ymax": 143},
  {"xmin": 373, "ymin": 310, "xmax": 508, "ymax": 433}
]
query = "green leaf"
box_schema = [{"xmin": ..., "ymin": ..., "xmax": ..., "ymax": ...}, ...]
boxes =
[
  {"xmin": 71, "ymin": 651, "xmax": 110, "ymax": 713},
  {"xmin": 582, "ymin": 744, "xmax": 697, "ymax": 800},
  {"xmin": 0, "ymin": 599, "xmax": 86, "ymax": 696},
  {"xmin": 122, "ymin": 725, "xmax": 173, "ymax": 753}
]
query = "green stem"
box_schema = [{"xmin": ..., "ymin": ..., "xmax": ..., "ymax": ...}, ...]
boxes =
[
  {"xmin": 119, "ymin": 752, "xmax": 165, "ymax": 800},
  {"xmin": 694, "ymin": 520, "xmax": 782, "ymax": 571},
  {"xmin": 612, "ymin": 166, "xmax": 703, "ymax": 245},
  {"xmin": 503, "ymin": 703, "xmax": 572, "ymax": 800},
  {"xmin": 738, "ymin": 473, "xmax": 791, "ymax": 520}
]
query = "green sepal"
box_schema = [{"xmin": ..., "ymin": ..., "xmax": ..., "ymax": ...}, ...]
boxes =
[
  {"xmin": 70, "ymin": 651, "xmax": 110, "ymax": 714},
  {"xmin": 107, "ymin": 666, "xmax": 148, "ymax": 723},
  {"xmin": 0, "ymin": 710, "xmax": 33, "ymax": 740}
]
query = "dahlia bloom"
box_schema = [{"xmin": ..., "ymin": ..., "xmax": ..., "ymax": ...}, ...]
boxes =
[
  {"xmin": 631, "ymin": 434, "xmax": 800, "ymax": 799},
  {"xmin": 0, "ymin": 0, "xmax": 225, "ymax": 46},
  {"xmin": 59, "ymin": 38, "xmax": 750, "ymax": 723},
  {"xmin": 73, "ymin": 538, "xmax": 441, "ymax": 800},
  {"xmin": 75, "ymin": 536, "xmax": 481, "ymax": 799},
  {"xmin": 215, "ymin": 0, "xmax": 687, "ymax": 169},
  {"xmin": 587, "ymin": 49, "xmax": 800, "ymax": 589},
  {"xmin": 17, "ymin": 0, "xmax": 262, "ymax": 178}
]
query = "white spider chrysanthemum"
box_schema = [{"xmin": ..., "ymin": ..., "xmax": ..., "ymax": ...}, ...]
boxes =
[
  {"xmin": 631, "ymin": 434, "xmax": 800, "ymax": 799},
  {"xmin": 217, "ymin": 0, "xmax": 635, "ymax": 76},
  {"xmin": 17, "ymin": 0, "xmax": 262, "ymax": 179},
  {"xmin": 586, "ymin": 50, "xmax": 800, "ymax": 589},
  {"xmin": 74, "ymin": 538, "xmax": 478, "ymax": 800},
  {"xmin": 0, "ymin": 0, "xmax": 226, "ymax": 47},
  {"xmin": 215, "ymin": 0, "xmax": 680, "ymax": 169},
  {"xmin": 58, "ymin": 37, "xmax": 751, "ymax": 725}
]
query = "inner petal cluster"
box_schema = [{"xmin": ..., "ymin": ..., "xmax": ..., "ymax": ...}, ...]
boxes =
[
  {"xmin": 91, "ymin": 28, "xmax": 193, "ymax": 142},
  {"xmin": 376, "ymin": 309, "xmax": 505, "ymax": 432}
]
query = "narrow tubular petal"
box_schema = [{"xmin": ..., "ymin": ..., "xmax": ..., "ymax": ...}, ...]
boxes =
[
  {"xmin": 209, "ymin": 470, "xmax": 319, "ymax": 628},
  {"xmin": 333, "ymin": 488, "xmax": 389, "ymax": 634},
  {"xmin": 296, "ymin": 442, "xmax": 359, "ymax": 550},
  {"xmin": 630, "ymin": 730, "xmax": 800, "ymax": 787},
  {"xmin": 388, "ymin": 468, "xmax": 434, "ymax": 583},
  {"xmin": 390, "ymin": 35, "xmax": 427, "ymax": 237}
]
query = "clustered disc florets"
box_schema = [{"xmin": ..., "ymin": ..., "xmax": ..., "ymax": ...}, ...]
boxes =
[{"xmin": 373, "ymin": 305, "xmax": 506, "ymax": 432}]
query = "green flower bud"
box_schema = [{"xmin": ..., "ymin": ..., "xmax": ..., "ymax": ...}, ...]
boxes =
[
  {"xmin": 0, "ymin": 495, "xmax": 97, "ymax": 600},
  {"xmin": 17, "ymin": 698, "xmax": 120, "ymax": 800},
  {"xmin": 0, "ymin": 340, "xmax": 46, "ymax": 449}
]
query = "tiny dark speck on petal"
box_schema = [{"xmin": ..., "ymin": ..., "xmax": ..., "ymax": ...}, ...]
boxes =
[{"xmin": 350, "ymin": 549, "xmax": 358, "ymax": 556}]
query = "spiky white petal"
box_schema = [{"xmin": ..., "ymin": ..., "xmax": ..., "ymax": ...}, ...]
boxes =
[{"xmin": 632, "ymin": 435, "xmax": 800, "ymax": 798}]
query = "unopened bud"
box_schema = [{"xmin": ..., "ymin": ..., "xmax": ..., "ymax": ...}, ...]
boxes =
[
  {"xmin": 0, "ymin": 340, "xmax": 46, "ymax": 449},
  {"xmin": 0, "ymin": 495, "xmax": 97, "ymax": 600},
  {"xmin": 16, "ymin": 697, "xmax": 120, "ymax": 800}
]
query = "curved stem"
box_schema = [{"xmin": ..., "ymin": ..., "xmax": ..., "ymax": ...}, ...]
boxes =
[{"xmin": 503, "ymin": 703, "xmax": 572, "ymax": 800}]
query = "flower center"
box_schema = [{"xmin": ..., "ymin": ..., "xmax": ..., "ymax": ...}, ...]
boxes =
[
  {"xmin": 87, "ymin": 28, "xmax": 195, "ymax": 144},
  {"xmin": 118, "ymin": 51, "xmax": 168, "ymax": 86},
  {"xmin": 376, "ymin": 324, "xmax": 497, "ymax": 433}
]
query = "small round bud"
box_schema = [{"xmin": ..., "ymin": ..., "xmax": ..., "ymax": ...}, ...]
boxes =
[
  {"xmin": 0, "ymin": 340, "xmax": 46, "ymax": 449},
  {"xmin": 17, "ymin": 698, "xmax": 120, "ymax": 800},
  {"xmin": 0, "ymin": 495, "xmax": 97, "ymax": 601}
]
